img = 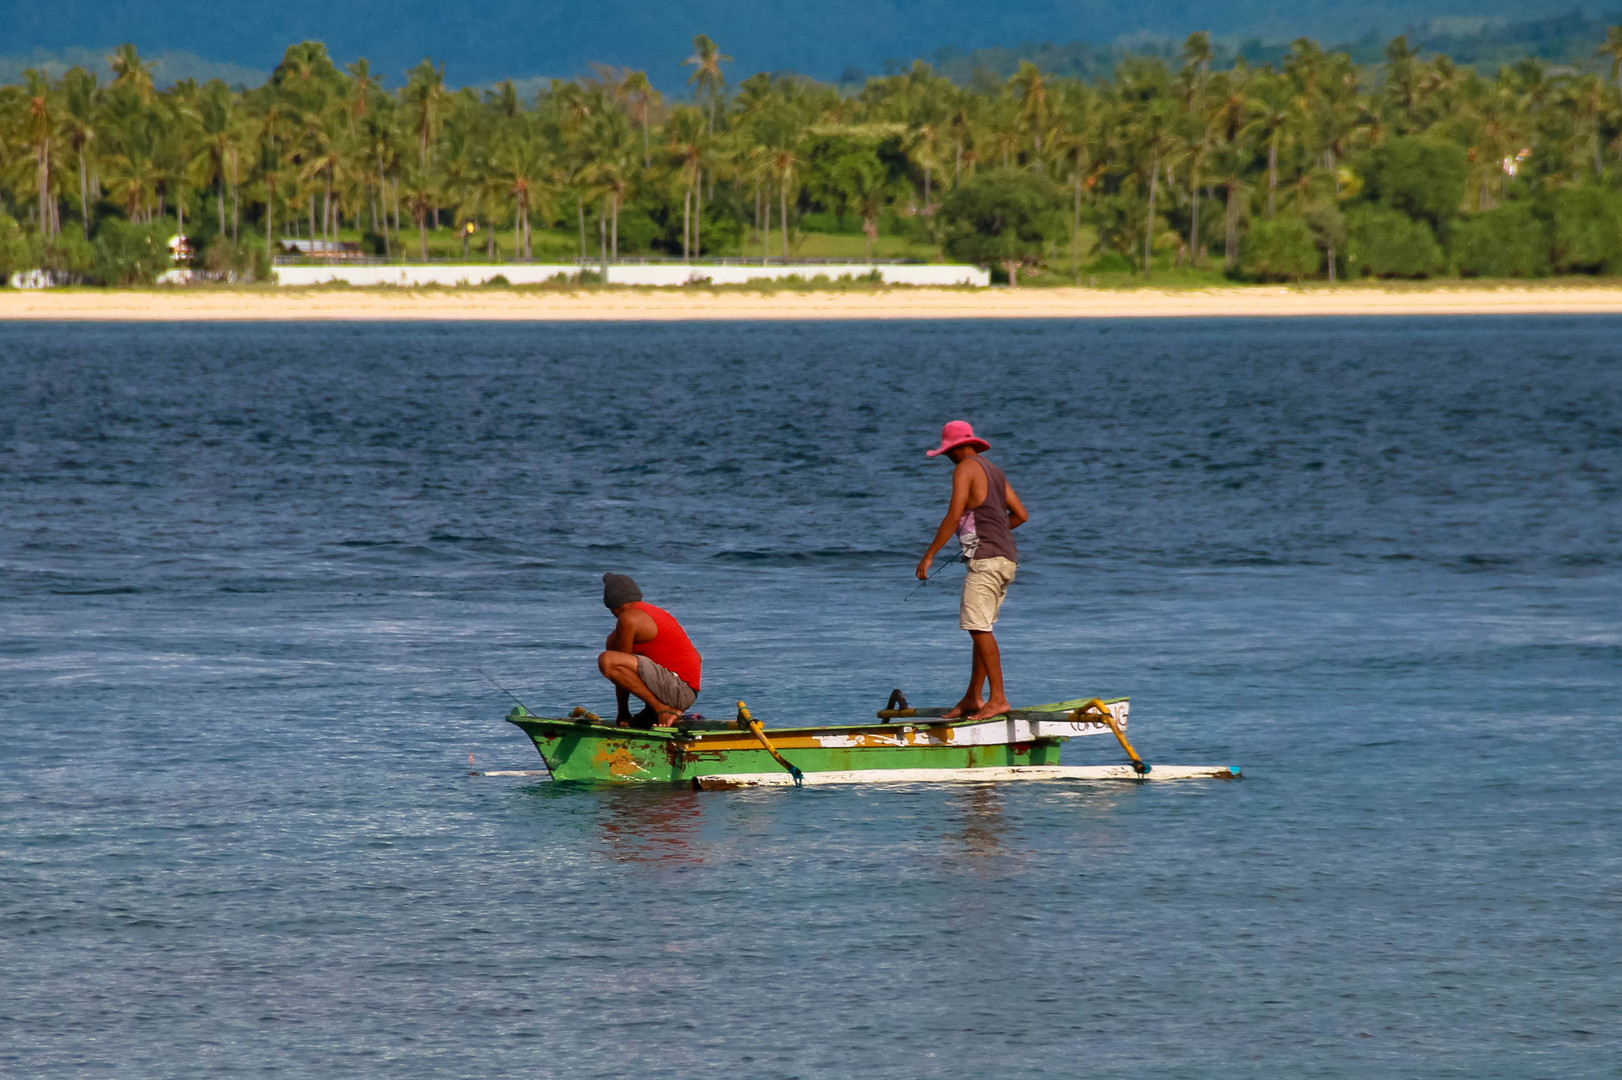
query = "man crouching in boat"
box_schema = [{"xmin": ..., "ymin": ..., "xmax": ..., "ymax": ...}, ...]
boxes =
[
  {"xmin": 915, "ymin": 421, "xmax": 1027, "ymax": 721},
  {"xmin": 598, "ymin": 573, "xmax": 702, "ymax": 728}
]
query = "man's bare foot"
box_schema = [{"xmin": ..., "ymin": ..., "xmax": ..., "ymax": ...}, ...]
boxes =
[
  {"xmin": 655, "ymin": 709, "xmax": 682, "ymax": 727},
  {"xmin": 940, "ymin": 697, "xmax": 983, "ymax": 720},
  {"xmin": 966, "ymin": 698, "xmax": 1010, "ymax": 720}
]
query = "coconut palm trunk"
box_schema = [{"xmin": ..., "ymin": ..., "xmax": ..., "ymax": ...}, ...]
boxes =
[
  {"xmin": 37, "ymin": 145, "xmax": 51, "ymax": 238},
  {"xmin": 1266, "ymin": 136, "xmax": 1278, "ymax": 218},
  {"xmin": 1072, "ymin": 170, "xmax": 1081, "ymax": 283},
  {"xmin": 682, "ymin": 186, "xmax": 691, "ymax": 262},
  {"xmin": 762, "ymin": 188, "xmax": 770, "ymax": 259},
  {"xmin": 779, "ymin": 181, "xmax": 788, "ymax": 260},
  {"xmin": 1224, "ymin": 179, "xmax": 1239, "ymax": 268},
  {"xmin": 79, "ymin": 154, "xmax": 90, "ymax": 240},
  {"xmin": 1144, "ymin": 147, "xmax": 1159, "ymax": 275}
]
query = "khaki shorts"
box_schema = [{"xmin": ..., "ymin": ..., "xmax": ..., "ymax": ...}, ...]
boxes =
[
  {"xmin": 960, "ymin": 556, "xmax": 1017, "ymax": 632},
  {"xmin": 637, "ymin": 655, "xmax": 698, "ymax": 712}
]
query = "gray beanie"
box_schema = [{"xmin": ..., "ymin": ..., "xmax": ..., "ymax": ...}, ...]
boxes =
[{"xmin": 602, "ymin": 572, "xmax": 643, "ymax": 610}]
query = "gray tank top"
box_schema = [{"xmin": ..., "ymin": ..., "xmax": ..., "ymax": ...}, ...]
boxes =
[{"xmin": 960, "ymin": 457, "xmax": 1018, "ymax": 563}]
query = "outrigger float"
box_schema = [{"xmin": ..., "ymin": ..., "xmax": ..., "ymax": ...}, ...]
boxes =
[{"xmin": 503, "ymin": 692, "xmax": 1239, "ymax": 788}]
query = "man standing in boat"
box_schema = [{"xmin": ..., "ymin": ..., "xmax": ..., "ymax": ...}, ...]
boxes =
[
  {"xmin": 598, "ymin": 573, "xmax": 703, "ymax": 728},
  {"xmin": 915, "ymin": 421, "xmax": 1028, "ymax": 721}
]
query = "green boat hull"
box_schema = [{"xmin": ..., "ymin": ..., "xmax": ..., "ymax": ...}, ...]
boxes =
[{"xmin": 507, "ymin": 712, "xmax": 1070, "ymax": 784}]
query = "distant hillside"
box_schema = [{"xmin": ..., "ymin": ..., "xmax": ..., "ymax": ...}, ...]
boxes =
[
  {"xmin": 0, "ymin": 0, "xmax": 1602, "ymax": 89},
  {"xmin": 917, "ymin": 10, "xmax": 1622, "ymax": 85},
  {"xmin": 0, "ymin": 48, "xmax": 265, "ymax": 88},
  {"xmin": 4, "ymin": 7, "xmax": 1618, "ymax": 94}
]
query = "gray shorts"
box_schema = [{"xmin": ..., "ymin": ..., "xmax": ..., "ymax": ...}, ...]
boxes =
[{"xmin": 637, "ymin": 655, "xmax": 698, "ymax": 712}]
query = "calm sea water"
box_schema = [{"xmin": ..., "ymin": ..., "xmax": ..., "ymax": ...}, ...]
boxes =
[{"xmin": 1, "ymin": 318, "xmax": 1618, "ymax": 1078}]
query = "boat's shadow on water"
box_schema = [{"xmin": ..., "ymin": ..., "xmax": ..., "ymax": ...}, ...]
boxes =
[{"xmin": 509, "ymin": 777, "xmax": 1142, "ymax": 874}]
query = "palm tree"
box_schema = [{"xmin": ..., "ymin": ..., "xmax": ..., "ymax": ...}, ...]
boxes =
[
  {"xmin": 61, "ymin": 66, "xmax": 99, "ymax": 238},
  {"xmin": 830, "ymin": 149, "xmax": 896, "ymax": 260},
  {"xmin": 345, "ymin": 59, "xmax": 380, "ymax": 135},
  {"xmin": 103, "ymin": 143, "xmax": 162, "ymax": 222},
  {"xmin": 1206, "ymin": 65, "xmax": 1255, "ymax": 269},
  {"xmin": 402, "ymin": 59, "xmax": 448, "ymax": 172},
  {"xmin": 487, "ymin": 124, "xmax": 551, "ymax": 259},
  {"xmin": 1130, "ymin": 96, "xmax": 1176, "ymax": 273},
  {"xmin": 1597, "ymin": 26, "xmax": 1622, "ymax": 94},
  {"xmin": 1010, "ymin": 61, "xmax": 1049, "ymax": 164},
  {"xmin": 1177, "ymin": 33, "xmax": 1215, "ymax": 267},
  {"xmin": 1242, "ymin": 74, "xmax": 1293, "ymax": 218},
  {"xmin": 251, "ymin": 98, "xmax": 296, "ymax": 259},
  {"xmin": 665, "ymin": 107, "xmax": 713, "ymax": 260},
  {"xmin": 108, "ymin": 44, "xmax": 156, "ymax": 106},
  {"xmin": 579, "ymin": 109, "xmax": 637, "ymax": 258},
  {"xmin": 684, "ymin": 35, "xmax": 731, "ymax": 135},
  {"xmin": 402, "ymin": 168, "xmax": 436, "ymax": 260},
  {"xmin": 621, "ymin": 70, "xmax": 660, "ymax": 167},
  {"xmin": 18, "ymin": 70, "xmax": 60, "ymax": 236},
  {"xmin": 1380, "ymin": 36, "xmax": 1423, "ymax": 133},
  {"xmin": 191, "ymin": 80, "xmax": 242, "ymax": 237}
]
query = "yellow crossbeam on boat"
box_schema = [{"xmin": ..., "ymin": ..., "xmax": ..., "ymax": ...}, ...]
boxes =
[{"xmin": 693, "ymin": 764, "xmax": 1241, "ymax": 789}]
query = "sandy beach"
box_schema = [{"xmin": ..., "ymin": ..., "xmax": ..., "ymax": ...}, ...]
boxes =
[{"xmin": 7, "ymin": 283, "xmax": 1622, "ymax": 320}]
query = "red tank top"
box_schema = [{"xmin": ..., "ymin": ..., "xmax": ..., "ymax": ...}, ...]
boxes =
[{"xmin": 630, "ymin": 602, "xmax": 702, "ymax": 691}]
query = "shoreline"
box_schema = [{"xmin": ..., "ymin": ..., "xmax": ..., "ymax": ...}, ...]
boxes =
[{"xmin": 9, "ymin": 283, "xmax": 1622, "ymax": 320}]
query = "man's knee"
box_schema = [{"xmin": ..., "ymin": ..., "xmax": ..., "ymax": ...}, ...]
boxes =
[{"xmin": 598, "ymin": 651, "xmax": 629, "ymax": 678}]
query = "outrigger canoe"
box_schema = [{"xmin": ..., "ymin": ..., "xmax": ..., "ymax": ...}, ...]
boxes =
[{"xmin": 505, "ymin": 693, "xmax": 1240, "ymax": 786}]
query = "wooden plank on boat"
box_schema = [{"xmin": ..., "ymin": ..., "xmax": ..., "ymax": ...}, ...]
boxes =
[{"xmin": 693, "ymin": 764, "xmax": 1241, "ymax": 789}]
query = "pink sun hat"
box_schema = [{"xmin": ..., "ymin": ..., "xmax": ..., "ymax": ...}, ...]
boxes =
[{"xmin": 926, "ymin": 420, "xmax": 991, "ymax": 457}]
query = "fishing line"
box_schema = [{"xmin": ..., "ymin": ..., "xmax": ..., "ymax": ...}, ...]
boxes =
[
  {"xmin": 905, "ymin": 541, "xmax": 966, "ymax": 602},
  {"xmin": 476, "ymin": 667, "xmax": 534, "ymax": 714}
]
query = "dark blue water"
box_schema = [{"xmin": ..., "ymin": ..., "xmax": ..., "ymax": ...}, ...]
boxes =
[{"xmin": 2, "ymin": 319, "xmax": 1618, "ymax": 1078}]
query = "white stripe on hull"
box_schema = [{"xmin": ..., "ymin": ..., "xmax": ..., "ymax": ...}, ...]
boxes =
[{"xmin": 696, "ymin": 763, "xmax": 1238, "ymax": 788}]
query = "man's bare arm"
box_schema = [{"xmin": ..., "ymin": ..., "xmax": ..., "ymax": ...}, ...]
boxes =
[
  {"xmin": 608, "ymin": 610, "xmax": 649, "ymax": 654},
  {"xmin": 1005, "ymin": 482, "xmax": 1029, "ymax": 529},
  {"xmin": 916, "ymin": 463, "xmax": 975, "ymax": 579}
]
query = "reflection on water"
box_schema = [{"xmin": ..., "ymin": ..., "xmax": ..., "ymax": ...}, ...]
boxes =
[
  {"xmin": 593, "ymin": 786, "xmax": 709, "ymax": 865},
  {"xmin": 948, "ymin": 783, "xmax": 1008, "ymax": 860}
]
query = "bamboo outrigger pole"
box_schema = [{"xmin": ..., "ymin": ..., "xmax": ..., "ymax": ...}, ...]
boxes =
[
  {"xmin": 1073, "ymin": 698, "xmax": 1150, "ymax": 774},
  {"xmin": 737, "ymin": 701, "xmax": 804, "ymax": 787}
]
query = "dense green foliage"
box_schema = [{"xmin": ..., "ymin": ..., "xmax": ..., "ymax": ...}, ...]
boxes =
[
  {"xmin": 1547, "ymin": 188, "xmax": 1622, "ymax": 272},
  {"xmin": 0, "ymin": 213, "xmax": 30, "ymax": 280},
  {"xmin": 1240, "ymin": 218, "xmax": 1319, "ymax": 280},
  {"xmin": 1346, "ymin": 206, "xmax": 1445, "ymax": 278},
  {"xmin": 940, "ymin": 170, "xmax": 1065, "ymax": 281},
  {"xmin": 1448, "ymin": 203, "xmax": 1551, "ymax": 277},
  {"xmin": 92, "ymin": 219, "xmax": 175, "ymax": 285},
  {"xmin": 1362, "ymin": 138, "xmax": 1469, "ymax": 228},
  {"xmin": 9, "ymin": 27, "xmax": 1622, "ymax": 284}
]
